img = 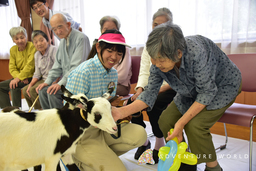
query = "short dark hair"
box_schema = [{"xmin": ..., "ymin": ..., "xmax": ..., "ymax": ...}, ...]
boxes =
[
  {"xmin": 30, "ymin": 0, "xmax": 46, "ymax": 8},
  {"xmin": 31, "ymin": 30, "xmax": 49, "ymax": 42}
]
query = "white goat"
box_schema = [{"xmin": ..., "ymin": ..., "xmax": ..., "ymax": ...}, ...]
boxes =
[{"xmin": 0, "ymin": 85, "xmax": 117, "ymax": 171}]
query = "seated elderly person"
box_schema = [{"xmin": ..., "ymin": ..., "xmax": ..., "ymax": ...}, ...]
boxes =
[
  {"xmin": 0, "ymin": 26, "xmax": 36, "ymax": 109},
  {"xmin": 36, "ymin": 13, "xmax": 90, "ymax": 109},
  {"xmin": 22, "ymin": 30, "xmax": 58, "ymax": 110}
]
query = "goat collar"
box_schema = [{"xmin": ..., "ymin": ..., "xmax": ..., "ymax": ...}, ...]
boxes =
[{"xmin": 80, "ymin": 108, "xmax": 87, "ymax": 121}]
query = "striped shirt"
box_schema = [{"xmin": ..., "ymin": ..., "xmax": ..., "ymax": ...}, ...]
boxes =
[{"xmin": 66, "ymin": 54, "xmax": 118, "ymax": 99}]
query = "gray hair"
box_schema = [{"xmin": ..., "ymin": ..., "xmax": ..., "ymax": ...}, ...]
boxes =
[
  {"xmin": 153, "ymin": 7, "xmax": 173, "ymax": 23},
  {"xmin": 32, "ymin": 30, "xmax": 49, "ymax": 42},
  {"xmin": 9, "ymin": 26, "xmax": 27, "ymax": 39},
  {"xmin": 146, "ymin": 22, "xmax": 186, "ymax": 62},
  {"xmin": 99, "ymin": 16, "xmax": 121, "ymax": 32}
]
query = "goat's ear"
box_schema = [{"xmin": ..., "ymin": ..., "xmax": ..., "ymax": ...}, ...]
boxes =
[
  {"xmin": 61, "ymin": 95, "xmax": 72, "ymax": 104},
  {"xmin": 61, "ymin": 95, "xmax": 85, "ymax": 107},
  {"xmin": 102, "ymin": 82, "xmax": 115, "ymax": 99},
  {"xmin": 80, "ymin": 96, "xmax": 88, "ymax": 104},
  {"xmin": 61, "ymin": 85, "xmax": 73, "ymax": 97}
]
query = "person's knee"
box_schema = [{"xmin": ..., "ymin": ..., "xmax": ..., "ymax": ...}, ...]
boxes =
[
  {"xmin": 10, "ymin": 88, "xmax": 22, "ymax": 97},
  {"xmin": 47, "ymin": 92, "xmax": 55, "ymax": 99},
  {"xmin": 29, "ymin": 88, "xmax": 38, "ymax": 97},
  {"xmin": 47, "ymin": 92, "xmax": 62, "ymax": 102},
  {"xmin": 158, "ymin": 110, "xmax": 178, "ymax": 138},
  {"xmin": 124, "ymin": 123, "xmax": 147, "ymax": 147},
  {"xmin": 184, "ymin": 119, "xmax": 204, "ymax": 137},
  {"xmin": 158, "ymin": 112, "xmax": 169, "ymax": 132},
  {"xmin": 46, "ymin": 93, "xmax": 57, "ymax": 104},
  {"xmin": 11, "ymin": 87, "xmax": 21, "ymax": 92},
  {"xmin": 132, "ymin": 124, "xmax": 147, "ymax": 147},
  {"xmin": 38, "ymin": 87, "xmax": 47, "ymax": 96},
  {"xmin": 22, "ymin": 88, "xmax": 27, "ymax": 97},
  {"xmin": 73, "ymin": 145, "xmax": 127, "ymax": 171}
]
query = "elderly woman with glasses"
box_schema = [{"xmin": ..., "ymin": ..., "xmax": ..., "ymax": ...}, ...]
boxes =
[
  {"xmin": 0, "ymin": 26, "xmax": 36, "ymax": 109},
  {"xmin": 22, "ymin": 30, "xmax": 58, "ymax": 110},
  {"xmin": 112, "ymin": 22, "xmax": 242, "ymax": 171}
]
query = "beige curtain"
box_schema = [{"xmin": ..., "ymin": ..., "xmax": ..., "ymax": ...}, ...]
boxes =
[
  {"xmin": 15, "ymin": 0, "xmax": 32, "ymax": 41},
  {"xmin": 40, "ymin": 0, "xmax": 55, "ymax": 44}
]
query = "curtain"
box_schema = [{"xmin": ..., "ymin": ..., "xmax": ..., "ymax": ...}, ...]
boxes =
[
  {"xmin": 53, "ymin": 0, "xmax": 256, "ymax": 55},
  {"xmin": 221, "ymin": 0, "xmax": 256, "ymax": 54},
  {"xmin": 39, "ymin": 0, "xmax": 54, "ymax": 45},
  {"xmin": 0, "ymin": 0, "xmax": 21, "ymax": 59},
  {"xmin": 1, "ymin": 0, "xmax": 255, "ymax": 59},
  {"xmin": 15, "ymin": 0, "xmax": 32, "ymax": 41}
]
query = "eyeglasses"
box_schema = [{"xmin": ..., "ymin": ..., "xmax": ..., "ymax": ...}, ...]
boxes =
[
  {"xmin": 51, "ymin": 25, "xmax": 64, "ymax": 32},
  {"xmin": 32, "ymin": 3, "xmax": 44, "ymax": 11}
]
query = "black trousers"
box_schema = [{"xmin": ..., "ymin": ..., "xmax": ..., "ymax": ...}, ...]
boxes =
[
  {"xmin": 128, "ymin": 89, "xmax": 176, "ymax": 138},
  {"xmin": 0, "ymin": 78, "xmax": 32, "ymax": 108}
]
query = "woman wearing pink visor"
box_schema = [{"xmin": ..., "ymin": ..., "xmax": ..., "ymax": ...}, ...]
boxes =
[{"xmin": 66, "ymin": 30, "xmax": 147, "ymax": 171}]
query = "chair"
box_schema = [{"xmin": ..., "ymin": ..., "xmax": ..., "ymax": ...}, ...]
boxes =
[
  {"xmin": 121, "ymin": 55, "xmax": 141, "ymax": 101},
  {"xmin": 216, "ymin": 53, "xmax": 256, "ymax": 171}
]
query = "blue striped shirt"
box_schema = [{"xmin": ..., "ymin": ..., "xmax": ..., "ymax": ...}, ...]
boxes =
[{"xmin": 66, "ymin": 54, "xmax": 118, "ymax": 99}]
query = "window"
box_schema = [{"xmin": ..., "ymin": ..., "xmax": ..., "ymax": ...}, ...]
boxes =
[
  {"xmin": 0, "ymin": 0, "xmax": 21, "ymax": 59},
  {"xmin": 53, "ymin": 0, "xmax": 256, "ymax": 54},
  {"xmin": 1, "ymin": 0, "xmax": 255, "ymax": 59}
]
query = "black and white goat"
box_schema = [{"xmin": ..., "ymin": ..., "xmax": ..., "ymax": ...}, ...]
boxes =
[{"xmin": 0, "ymin": 85, "xmax": 117, "ymax": 171}]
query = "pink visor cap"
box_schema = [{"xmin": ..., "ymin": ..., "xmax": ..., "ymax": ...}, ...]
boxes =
[{"xmin": 98, "ymin": 33, "xmax": 131, "ymax": 48}]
